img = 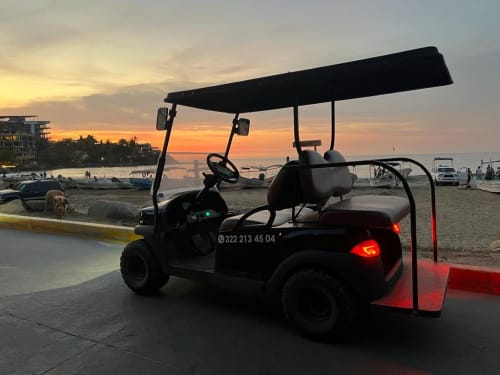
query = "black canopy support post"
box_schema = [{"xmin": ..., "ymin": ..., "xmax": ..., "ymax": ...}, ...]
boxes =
[
  {"xmin": 293, "ymin": 105, "xmax": 302, "ymax": 154},
  {"xmin": 329, "ymin": 101, "xmax": 335, "ymax": 151},
  {"xmin": 224, "ymin": 113, "xmax": 240, "ymax": 160},
  {"xmin": 153, "ymin": 103, "xmax": 177, "ymax": 234}
]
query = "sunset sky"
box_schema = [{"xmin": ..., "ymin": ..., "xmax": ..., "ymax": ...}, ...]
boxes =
[{"xmin": 1, "ymin": 0, "xmax": 499, "ymax": 158}]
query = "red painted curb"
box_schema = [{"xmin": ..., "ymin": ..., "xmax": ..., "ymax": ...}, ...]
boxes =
[{"xmin": 449, "ymin": 264, "xmax": 500, "ymax": 295}]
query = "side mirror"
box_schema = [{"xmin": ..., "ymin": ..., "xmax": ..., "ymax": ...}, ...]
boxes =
[
  {"xmin": 156, "ymin": 107, "xmax": 169, "ymax": 130},
  {"xmin": 236, "ymin": 118, "xmax": 250, "ymax": 136}
]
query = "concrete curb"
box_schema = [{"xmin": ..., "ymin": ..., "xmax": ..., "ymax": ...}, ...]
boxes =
[
  {"xmin": 0, "ymin": 213, "xmax": 140, "ymax": 243},
  {"xmin": 1, "ymin": 213, "xmax": 499, "ymax": 295}
]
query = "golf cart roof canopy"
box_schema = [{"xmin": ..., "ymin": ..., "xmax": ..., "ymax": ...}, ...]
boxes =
[{"xmin": 164, "ymin": 46, "xmax": 452, "ymax": 113}]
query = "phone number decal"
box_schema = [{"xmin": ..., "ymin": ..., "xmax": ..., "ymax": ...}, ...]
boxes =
[{"xmin": 218, "ymin": 234, "xmax": 276, "ymax": 244}]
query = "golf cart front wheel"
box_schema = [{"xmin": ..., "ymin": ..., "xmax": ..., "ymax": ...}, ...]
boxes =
[
  {"xmin": 120, "ymin": 239, "xmax": 168, "ymax": 295},
  {"xmin": 282, "ymin": 269, "xmax": 356, "ymax": 341}
]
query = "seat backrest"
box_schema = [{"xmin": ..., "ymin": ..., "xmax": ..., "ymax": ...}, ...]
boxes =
[
  {"xmin": 267, "ymin": 149, "xmax": 353, "ymax": 210},
  {"xmin": 323, "ymin": 150, "xmax": 353, "ymax": 196},
  {"xmin": 299, "ymin": 150, "xmax": 336, "ymax": 203},
  {"xmin": 267, "ymin": 160, "xmax": 303, "ymax": 210}
]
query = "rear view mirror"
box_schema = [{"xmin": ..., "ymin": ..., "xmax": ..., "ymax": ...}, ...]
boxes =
[
  {"xmin": 236, "ymin": 118, "xmax": 250, "ymax": 136},
  {"xmin": 156, "ymin": 107, "xmax": 169, "ymax": 130}
]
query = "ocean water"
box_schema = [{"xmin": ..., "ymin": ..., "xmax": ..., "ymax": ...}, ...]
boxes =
[
  {"xmin": 46, "ymin": 151, "xmax": 499, "ymax": 180},
  {"xmin": 233, "ymin": 151, "xmax": 500, "ymax": 179}
]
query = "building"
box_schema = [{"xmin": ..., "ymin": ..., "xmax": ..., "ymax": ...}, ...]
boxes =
[{"xmin": 0, "ymin": 115, "xmax": 51, "ymax": 164}]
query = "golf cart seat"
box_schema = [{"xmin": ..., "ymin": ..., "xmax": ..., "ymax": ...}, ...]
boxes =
[
  {"xmin": 220, "ymin": 149, "xmax": 409, "ymax": 231},
  {"xmin": 317, "ymin": 150, "xmax": 410, "ymax": 228},
  {"xmin": 219, "ymin": 160, "xmax": 315, "ymax": 231}
]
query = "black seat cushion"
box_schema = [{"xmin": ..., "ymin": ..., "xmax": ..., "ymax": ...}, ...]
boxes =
[
  {"xmin": 220, "ymin": 206, "xmax": 314, "ymax": 232},
  {"xmin": 320, "ymin": 195, "xmax": 410, "ymax": 228}
]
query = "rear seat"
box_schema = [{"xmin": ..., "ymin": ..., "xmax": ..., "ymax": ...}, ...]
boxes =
[
  {"xmin": 219, "ymin": 149, "xmax": 410, "ymax": 232},
  {"xmin": 320, "ymin": 195, "xmax": 409, "ymax": 228},
  {"xmin": 297, "ymin": 149, "xmax": 409, "ymax": 228}
]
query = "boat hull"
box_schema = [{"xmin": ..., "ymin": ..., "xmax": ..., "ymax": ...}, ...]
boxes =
[
  {"xmin": 130, "ymin": 177, "xmax": 153, "ymax": 190},
  {"xmin": 76, "ymin": 178, "xmax": 133, "ymax": 190},
  {"xmin": 219, "ymin": 176, "xmax": 272, "ymax": 190},
  {"xmin": 476, "ymin": 179, "xmax": 500, "ymax": 193}
]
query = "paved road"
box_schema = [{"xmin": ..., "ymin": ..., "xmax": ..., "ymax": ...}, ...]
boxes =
[
  {"xmin": 1, "ymin": 228, "xmax": 500, "ymax": 374},
  {"xmin": 0, "ymin": 228, "xmax": 123, "ymax": 297}
]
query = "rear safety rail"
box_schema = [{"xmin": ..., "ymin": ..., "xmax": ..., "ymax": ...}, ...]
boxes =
[{"xmin": 292, "ymin": 157, "xmax": 439, "ymax": 314}]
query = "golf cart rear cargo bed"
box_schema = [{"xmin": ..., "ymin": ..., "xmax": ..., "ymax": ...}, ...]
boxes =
[{"xmin": 372, "ymin": 257, "xmax": 449, "ymax": 316}]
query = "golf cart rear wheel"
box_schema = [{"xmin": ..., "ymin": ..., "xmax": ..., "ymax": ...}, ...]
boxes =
[
  {"xmin": 120, "ymin": 239, "xmax": 168, "ymax": 295},
  {"xmin": 282, "ymin": 269, "xmax": 356, "ymax": 340}
]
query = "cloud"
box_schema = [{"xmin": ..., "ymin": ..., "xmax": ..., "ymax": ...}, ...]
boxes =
[{"xmin": 2, "ymin": 1, "xmax": 500, "ymax": 155}]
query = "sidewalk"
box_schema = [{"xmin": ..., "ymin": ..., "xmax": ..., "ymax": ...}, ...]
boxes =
[{"xmin": 1, "ymin": 213, "xmax": 499, "ymax": 295}]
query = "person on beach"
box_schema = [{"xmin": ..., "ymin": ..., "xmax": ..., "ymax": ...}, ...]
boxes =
[
  {"xmin": 465, "ymin": 168, "xmax": 473, "ymax": 188},
  {"xmin": 476, "ymin": 165, "xmax": 482, "ymax": 179},
  {"xmin": 485, "ymin": 165, "xmax": 494, "ymax": 180}
]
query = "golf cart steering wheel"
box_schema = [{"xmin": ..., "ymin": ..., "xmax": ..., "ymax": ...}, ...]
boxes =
[{"xmin": 206, "ymin": 153, "xmax": 239, "ymax": 183}]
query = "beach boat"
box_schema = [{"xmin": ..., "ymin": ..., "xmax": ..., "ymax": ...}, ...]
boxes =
[
  {"xmin": 130, "ymin": 165, "xmax": 201, "ymax": 191},
  {"xmin": 1, "ymin": 171, "xmax": 46, "ymax": 187},
  {"xmin": 129, "ymin": 169, "xmax": 155, "ymax": 190},
  {"xmin": 476, "ymin": 159, "xmax": 500, "ymax": 193},
  {"xmin": 76, "ymin": 176, "xmax": 133, "ymax": 190},
  {"xmin": 56, "ymin": 176, "xmax": 83, "ymax": 189},
  {"xmin": 129, "ymin": 177, "xmax": 153, "ymax": 190},
  {"xmin": 219, "ymin": 164, "xmax": 282, "ymax": 190},
  {"xmin": 369, "ymin": 162, "xmax": 412, "ymax": 188}
]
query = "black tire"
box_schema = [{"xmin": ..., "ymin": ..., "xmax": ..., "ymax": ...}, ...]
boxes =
[
  {"xmin": 120, "ymin": 239, "xmax": 168, "ymax": 295},
  {"xmin": 282, "ymin": 269, "xmax": 357, "ymax": 341}
]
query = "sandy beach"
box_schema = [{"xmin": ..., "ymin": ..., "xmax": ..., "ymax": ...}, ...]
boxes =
[{"xmin": 1, "ymin": 179, "xmax": 499, "ymax": 267}]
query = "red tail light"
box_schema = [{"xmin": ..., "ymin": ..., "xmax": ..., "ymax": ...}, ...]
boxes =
[
  {"xmin": 392, "ymin": 223, "xmax": 401, "ymax": 234},
  {"xmin": 350, "ymin": 240, "xmax": 380, "ymax": 258}
]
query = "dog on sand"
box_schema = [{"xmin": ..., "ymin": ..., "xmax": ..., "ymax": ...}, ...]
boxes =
[
  {"xmin": 44, "ymin": 190, "xmax": 68, "ymax": 219},
  {"xmin": 53, "ymin": 195, "xmax": 69, "ymax": 219}
]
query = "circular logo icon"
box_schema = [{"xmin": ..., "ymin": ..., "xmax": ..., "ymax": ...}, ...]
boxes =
[{"xmin": 218, "ymin": 234, "xmax": 225, "ymax": 244}]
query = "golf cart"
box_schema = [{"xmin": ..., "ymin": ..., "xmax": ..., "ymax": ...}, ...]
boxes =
[{"xmin": 120, "ymin": 47, "xmax": 453, "ymax": 340}]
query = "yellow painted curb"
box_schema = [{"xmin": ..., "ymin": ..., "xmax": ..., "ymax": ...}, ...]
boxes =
[{"xmin": 0, "ymin": 214, "xmax": 141, "ymax": 243}]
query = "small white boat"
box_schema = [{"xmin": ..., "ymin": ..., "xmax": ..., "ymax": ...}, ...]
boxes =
[
  {"xmin": 1, "ymin": 171, "xmax": 45, "ymax": 186},
  {"xmin": 76, "ymin": 176, "xmax": 133, "ymax": 190},
  {"xmin": 369, "ymin": 162, "xmax": 411, "ymax": 188},
  {"xmin": 56, "ymin": 176, "xmax": 82, "ymax": 189},
  {"xmin": 476, "ymin": 159, "xmax": 500, "ymax": 193},
  {"xmin": 476, "ymin": 179, "xmax": 500, "ymax": 193},
  {"xmin": 129, "ymin": 169, "xmax": 155, "ymax": 190},
  {"xmin": 219, "ymin": 164, "xmax": 281, "ymax": 190}
]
